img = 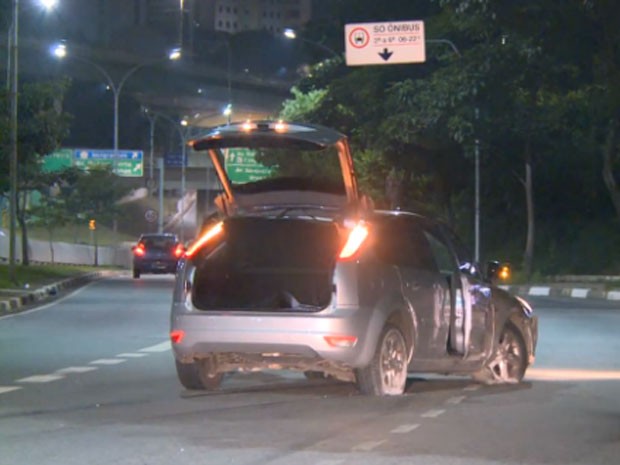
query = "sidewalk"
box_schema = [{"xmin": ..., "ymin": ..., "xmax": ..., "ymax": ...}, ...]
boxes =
[{"xmin": 0, "ymin": 271, "xmax": 113, "ymax": 316}]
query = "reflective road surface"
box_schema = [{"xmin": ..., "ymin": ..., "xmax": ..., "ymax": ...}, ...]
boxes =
[{"xmin": 1, "ymin": 275, "xmax": 619, "ymax": 465}]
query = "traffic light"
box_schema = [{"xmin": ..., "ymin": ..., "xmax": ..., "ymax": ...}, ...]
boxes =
[{"xmin": 89, "ymin": 219, "xmax": 96, "ymax": 231}]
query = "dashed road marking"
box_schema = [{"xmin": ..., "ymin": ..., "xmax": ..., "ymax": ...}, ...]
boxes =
[
  {"xmin": 55, "ymin": 366, "xmax": 98, "ymax": 374},
  {"xmin": 0, "ymin": 386, "xmax": 22, "ymax": 395},
  {"xmin": 89, "ymin": 359, "xmax": 126, "ymax": 366},
  {"xmin": 351, "ymin": 440, "xmax": 387, "ymax": 452},
  {"xmin": 139, "ymin": 341, "xmax": 170, "ymax": 353},
  {"xmin": 116, "ymin": 352, "xmax": 148, "ymax": 358},
  {"xmin": 391, "ymin": 424, "xmax": 420, "ymax": 434},
  {"xmin": 446, "ymin": 395, "xmax": 466, "ymax": 405},
  {"xmin": 421, "ymin": 409, "xmax": 445, "ymax": 418},
  {"xmin": 16, "ymin": 374, "xmax": 65, "ymax": 383}
]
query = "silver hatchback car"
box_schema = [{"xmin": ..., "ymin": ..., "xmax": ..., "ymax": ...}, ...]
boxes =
[{"xmin": 170, "ymin": 121, "xmax": 538, "ymax": 396}]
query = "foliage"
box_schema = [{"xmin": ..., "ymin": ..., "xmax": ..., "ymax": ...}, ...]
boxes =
[{"xmin": 276, "ymin": 0, "xmax": 620, "ymax": 277}]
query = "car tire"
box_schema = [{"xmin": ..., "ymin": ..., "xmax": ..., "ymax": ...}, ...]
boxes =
[
  {"xmin": 472, "ymin": 321, "xmax": 527, "ymax": 384},
  {"xmin": 174, "ymin": 359, "xmax": 206, "ymax": 390},
  {"xmin": 196, "ymin": 357, "xmax": 224, "ymax": 390},
  {"xmin": 355, "ymin": 324, "xmax": 408, "ymax": 396},
  {"xmin": 133, "ymin": 268, "xmax": 141, "ymax": 279}
]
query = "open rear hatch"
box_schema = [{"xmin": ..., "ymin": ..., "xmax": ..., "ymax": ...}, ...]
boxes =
[
  {"xmin": 185, "ymin": 121, "xmax": 368, "ymax": 312},
  {"xmin": 191, "ymin": 217, "xmax": 341, "ymax": 312}
]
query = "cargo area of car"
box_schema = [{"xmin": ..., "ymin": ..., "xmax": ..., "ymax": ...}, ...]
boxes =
[{"xmin": 192, "ymin": 216, "xmax": 342, "ymax": 311}]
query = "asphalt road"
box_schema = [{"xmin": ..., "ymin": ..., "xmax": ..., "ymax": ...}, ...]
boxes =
[{"xmin": 0, "ymin": 275, "xmax": 618, "ymax": 465}]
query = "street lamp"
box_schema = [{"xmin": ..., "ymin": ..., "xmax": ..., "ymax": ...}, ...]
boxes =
[
  {"xmin": 52, "ymin": 42, "xmax": 182, "ymax": 170},
  {"xmin": 283, "ymin": 28, "xmax": 340, "ymax": 60},
  {"xmin": 8, "ymin": 0, "xmax": 58, "ymax": 280},
  {"xmin": 152, "ymin": 112, "xmax": 191, "ymax": 242}
]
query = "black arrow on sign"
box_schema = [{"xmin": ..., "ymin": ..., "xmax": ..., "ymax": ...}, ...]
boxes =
[{"xmin": 379, "ymin": 48, "xmax": 393, "ymax": 61}]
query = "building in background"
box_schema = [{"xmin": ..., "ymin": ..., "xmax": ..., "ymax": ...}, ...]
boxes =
[{"xmin": 209, "ymin": 0, "xmax": 311, "ymax": 34}]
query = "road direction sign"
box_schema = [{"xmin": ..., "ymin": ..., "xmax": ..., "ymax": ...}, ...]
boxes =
[
  {"xmin": 224, "ymin": 148, "xmax": 273, "ymax": 184},
  {"xmin": 73, "ymin": 149, "xmax": 143, "ymax": 177},
  {"xmin": 345, "ymin": 20, "xmax": 426, "ymax": 66}
]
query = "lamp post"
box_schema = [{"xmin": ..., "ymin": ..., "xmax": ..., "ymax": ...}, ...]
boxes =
[
  {"xmin": 283, "ymin": 28, "xmax": 340, "ymax": 60},
  {"xmin": 52, "ymin": 43, "xmax": 181, "ymax": 171},
  {"xmin": 149, "ymin": 111, "xmax": 191, "ymax": 242},
  {"xmin": 8, "ymin": 0, "xmax": 58, "ymax": 281}
]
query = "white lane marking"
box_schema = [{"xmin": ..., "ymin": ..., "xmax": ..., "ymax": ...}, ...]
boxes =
[
  {"xmin": 421, "ymin": 409, "xmax": 445, "ymax": 418},
  {"xmin": 139, "ymin": 341, "xmax": 171, "ymax": 353},
  {"xmin": 89, "ymin": 359, "xmax": 126, "ymax": 366},
  {"xmin": 351, "ymin": 440, "xmax": 387, "ymax": 452},
  {"xmin": 116, "ymin": 353, "xmax": 148, "ymax": 358},
  {"xmin": 16, "ymin": 374, "xmax": 65, "ymax": 383},
  {"xmin": 0, "ymin": 386, "xmax": 22, "ymax": 395},
  {"xmin": 55, "ymin": 366, "xmax": 98, "ymax": 374},
  {"xmin": 528, "ymin": 286, "xmax": 550, "ymax": 296},
  {"xmin": 446, "ymin": 395, "xmax": 466, "ymax": 405},
  {"xmin": 570, "ymin": 288, "xmax": 589, "ymax": 298},
  {"xmin": 391, "ymin": 424, "xmax": 420, "ymax": 434},
  {"xmin": 463, "ymin": 384, "xmax": 481, "ymax": 391}
]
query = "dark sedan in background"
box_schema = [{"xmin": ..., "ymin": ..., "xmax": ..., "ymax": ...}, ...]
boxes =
[{"xmin": 132, "ymin": 233, "xmax": 184, "ymax": 279}]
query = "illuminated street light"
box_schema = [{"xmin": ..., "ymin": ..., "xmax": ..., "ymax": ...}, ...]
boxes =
[
  {"xmin": 223, "ymin": 103, "xmax": 232, "ymax": 124},
  {"xmin": 169, "ymin": 47, "xmax": 182, "ymax": 61},
  {"xmin": 8, "ymin": 0, "xmax": 58, "ymax": 281},
  {"xmin": 283, "ymin": 28, "xmax": 340, "ymax": 60},
  {"xmin": 52, "ymin": 42, "xmax": 181, "ymax": 170}
]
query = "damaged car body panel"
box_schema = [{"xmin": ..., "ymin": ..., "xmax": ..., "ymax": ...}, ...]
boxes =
[{"xmin": 170, "ymin": 120, "xmax": 538, "ymax": 395}]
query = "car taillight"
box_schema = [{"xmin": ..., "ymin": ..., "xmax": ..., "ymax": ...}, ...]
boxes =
[
  {"xmin": 170, "ymin": 330, "xmax": 185, "ymax": 344},
  {"xmin": 338, "ymin": 222, "xmax": 369, "ymax": 260},
  {"xmin": 133, "ymin": 244, "xmax": 145, "ymax": 256},
  {"xmin": 184, "ymin": 221, "xmax": 224, "ymax": 258},
  {"xmin": 174, "ymin": 244, "xmax": 185, "ymax": 258}
]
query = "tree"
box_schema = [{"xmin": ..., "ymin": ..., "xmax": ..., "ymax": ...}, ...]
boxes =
[{"xmin": 17, "ymin": 80, "xmax": 72, "ymax": 264}]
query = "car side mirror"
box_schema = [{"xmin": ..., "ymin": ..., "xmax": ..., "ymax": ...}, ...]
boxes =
[{"xmin": 486, "ymin": 260, "xmax": 511, "ymax": 283}]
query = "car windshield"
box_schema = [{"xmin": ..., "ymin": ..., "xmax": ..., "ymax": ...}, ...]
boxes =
[{"xmin": 141, "ymin": 236, "xmax": 176, "ymax": 250}]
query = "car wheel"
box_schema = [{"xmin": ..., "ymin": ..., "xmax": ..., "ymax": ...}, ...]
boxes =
[
  {"xmin": 473, "ymin": 322, "xmax": 527, "ymax": 384},
  {"xmin": 133, "ymin": 268, "xmax": 141, "ymax": 279},
  {"xmin": 196, "ymin": 357, "xmax": 224, "ymax": 390},
  {"xmin": 174, "ymin": 359, "xmax": 205, "ymax": 390},
  {"xmin": 356, "ymin": 324, "xmax": 408, "ymax": 396}
]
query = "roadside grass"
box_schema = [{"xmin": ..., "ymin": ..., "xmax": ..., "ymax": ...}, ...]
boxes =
[{"xmin": 0, "ymin": 263, "xmax": 104, "ymax": 290}]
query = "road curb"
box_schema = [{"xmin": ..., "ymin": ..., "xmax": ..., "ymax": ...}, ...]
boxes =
[
  {"xmin": 0, "ymin": 271, "xmax": 112, "ymax": 316},
  {"xmin": 500, "ymin": 284, "xmax": 620, "ymax": 301}
]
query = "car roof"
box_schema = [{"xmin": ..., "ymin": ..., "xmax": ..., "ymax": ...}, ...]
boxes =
[{"xmin": 190, "ymin": 121, "xmax": 348, "ymax": 151}]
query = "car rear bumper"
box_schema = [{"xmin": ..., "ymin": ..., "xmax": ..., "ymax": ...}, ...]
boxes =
[
  {"xmin": 170, "ymin": 303, "xmax": 380, "ymax": 370},
  {"xmin": 134, "ymin": 259, "xmax": 178, "ymax": 273}
]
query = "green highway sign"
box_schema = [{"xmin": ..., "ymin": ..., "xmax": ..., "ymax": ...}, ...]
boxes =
[
  {"xmin": 224, "ymin": 148, "xmax": 272, "ymax": 183},
  {"xmin": 42, "ymin": 149, "xmax": 73, "ymax": 172},
  {"xmin": 42, "ymin": 148, "xmax": 143, "ymax": 177}
]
